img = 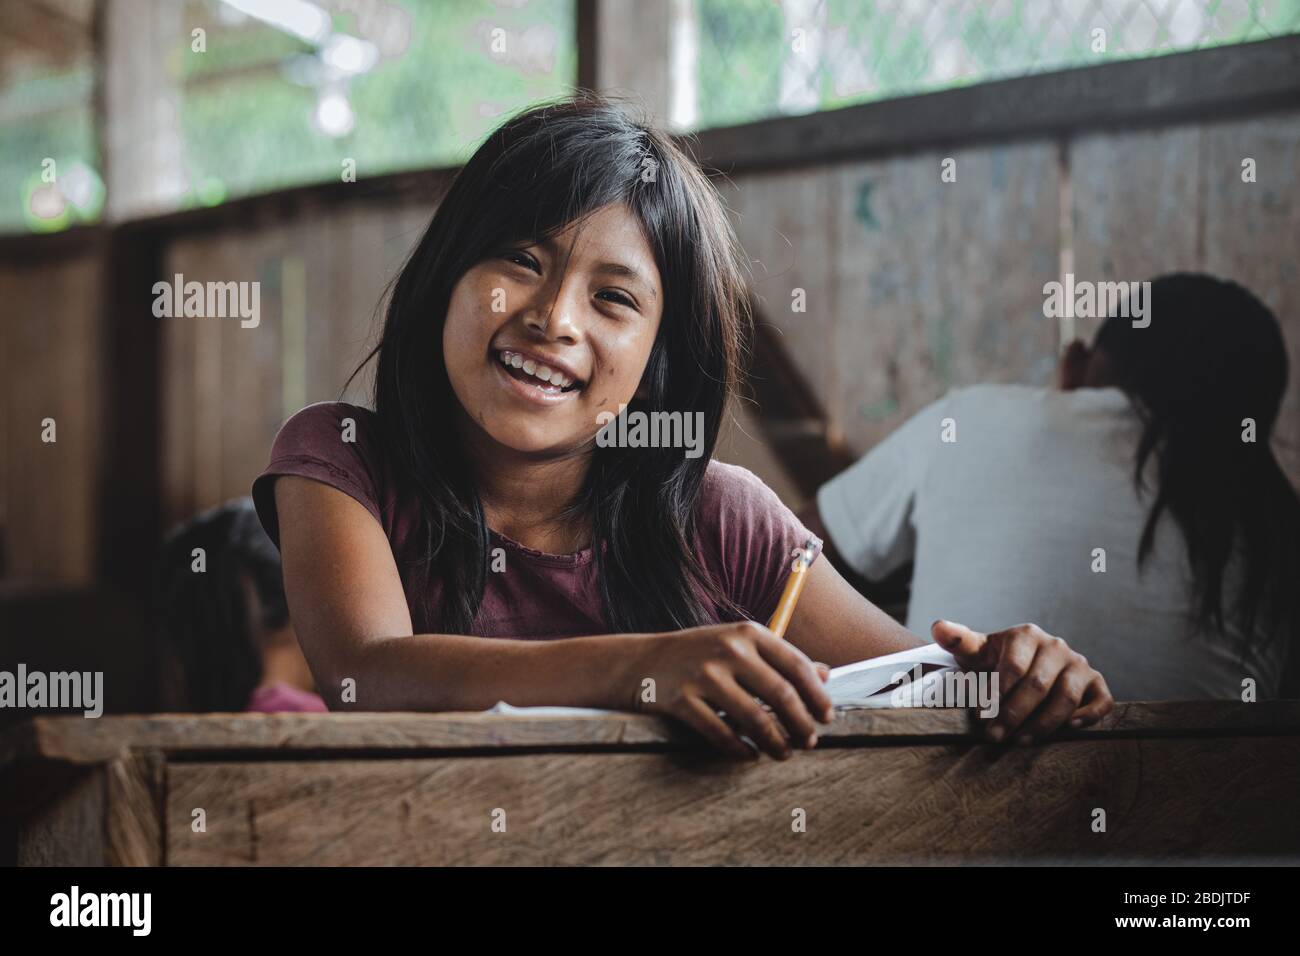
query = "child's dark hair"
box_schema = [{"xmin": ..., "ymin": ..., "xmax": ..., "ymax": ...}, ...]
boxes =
[
  {"xmin": 1094, "ymin": 273, "xmax": 1300, "ymax": 685},
  {"xmin": 357, "ymin": 93, "xmax": 751, "ymax": 634},
  {"xmin": 154, "ymin": 498, "xmax": 288, "ymax": 711}
]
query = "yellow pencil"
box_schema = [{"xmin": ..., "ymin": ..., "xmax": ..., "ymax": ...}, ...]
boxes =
[{"xmin": 766, "ymin": 537, "xmax": 821, "ymax": 638}]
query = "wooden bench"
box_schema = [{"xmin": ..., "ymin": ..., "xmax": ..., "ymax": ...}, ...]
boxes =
[{"xmin": 4, "ymin": 701, "xmax": 1299, "ymax": 865}]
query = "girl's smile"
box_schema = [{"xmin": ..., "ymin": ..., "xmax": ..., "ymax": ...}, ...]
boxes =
[{"xmin": 490, "ymin": 347, "xmax": 585, "ymax": 405}]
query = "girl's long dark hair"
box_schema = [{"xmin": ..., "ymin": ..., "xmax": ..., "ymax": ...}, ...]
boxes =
[
  {"xmin": 154, "ymin": 498, "xmax": 289, "ymax": 711},
  {"xmin": 1095, "ymin": 274, "xmax": 1300, "ymax": 682},
  {"xmin": 358, "ymin": 94, "xmax": 750, "ymax": 634}
]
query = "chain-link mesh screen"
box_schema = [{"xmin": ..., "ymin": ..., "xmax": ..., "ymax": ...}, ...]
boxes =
[{"xmin": 691, "ymin": 0, "xmax": 1300, "ymax": 130}]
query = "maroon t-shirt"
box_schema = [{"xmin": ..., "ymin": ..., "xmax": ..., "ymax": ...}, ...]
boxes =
[{"xmin": 252, "ymin": 402, "xmax": 818, "ymax": 638}]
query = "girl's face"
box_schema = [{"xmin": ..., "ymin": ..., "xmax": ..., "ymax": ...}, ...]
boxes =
[{"xmin": 443, "ymin": 203, "xmax": 664, "ymax": 456}]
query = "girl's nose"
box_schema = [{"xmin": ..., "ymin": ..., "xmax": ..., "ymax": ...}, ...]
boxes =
[{"xmin": 524, "ymin": 283, "xmax": 585, "ymax": 344}]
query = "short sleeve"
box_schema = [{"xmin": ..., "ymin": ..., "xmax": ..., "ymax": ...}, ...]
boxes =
[
  {"xmin": 698, "ymin": 462, "xmax": 821, "ymax": 624},
  {"xmin": 251, "ymin": 402, "xmax": 385, "ymax": 548},
  {"xmin": 816, "ymin": 395, "xmax": 947, "ymax": 581}
]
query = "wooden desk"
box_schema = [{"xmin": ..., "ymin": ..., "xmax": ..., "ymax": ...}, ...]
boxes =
[{"xmin": 4, "ymin": 702, "xmax": 1299, "ymax": 865}]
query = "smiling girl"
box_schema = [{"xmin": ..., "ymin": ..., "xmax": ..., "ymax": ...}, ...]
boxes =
[{"xmin": 252, "ymin": 95, "xmax": 1113, "ymax": 758}]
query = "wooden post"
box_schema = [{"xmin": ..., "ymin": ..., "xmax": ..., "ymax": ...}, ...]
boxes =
[{"xmin": 98, "ymin": 0, "xmax": 185, "ymax": 222}]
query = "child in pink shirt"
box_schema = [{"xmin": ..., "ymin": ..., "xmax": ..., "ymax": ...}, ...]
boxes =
[{"xmin": 156, "ymin": 498, "xmax": 326, "ymax": 714}]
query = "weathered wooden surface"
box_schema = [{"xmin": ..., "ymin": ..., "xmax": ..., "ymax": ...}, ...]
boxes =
[
  {"xmin": 104, "ymin": 751, "xmax": 165, "ymax": 866},
  {"xmin": 0, "ymin": 250, "xmax": 104, "ymax": 584},
  {"xmin": 1066, "ymin": 113, "xmax": 1300, "ymax": 486},
  {"xmin": 10, "ymin": 700, "xmax": 1300, "ymax": 764},
  {"xmin": 1070, "ymin": 112, "xmax": 1300, "ymax": 482},
  {"xmin": 159, "ymin": 198, "xmax": 431, "ymax": 527},
  {"xmin": 7, "ymin": 701, "xmax": 1299, "ymax": 768},
  {"xmin": 4, "ymin": 703, "xmax": 1298, "ymax": 865},
  {"xmin": 1069, "ymin": 126, "xmax": 1203, "ymax": 344},
  {"xmin": 722, "ymin": 140, "xmax": 1061, "ymax": 471},
  {"xmin": 14, "ymin": 766, "xmax": 104, "ymax": 866},
  {"xmin": 1200, "ymin": 114, "xmax": 1300, "ymax": 483},
  {"xmin": 724, "ymin": 108, "xmax": 1300, "ymax": 496},
  {"xmin": 164, "ymin": 734, "xmax": 1300, "ymax": 865}
]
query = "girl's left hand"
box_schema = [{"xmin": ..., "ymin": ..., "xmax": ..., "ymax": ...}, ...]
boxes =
[{"xmin": 930, "ymin": 619, "xmax": 1114, "ymax": 745}]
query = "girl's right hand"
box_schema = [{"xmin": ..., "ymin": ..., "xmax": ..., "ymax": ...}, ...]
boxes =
[{"xmin": 627, "ymin": 621, "xmax": 834, "ymax": 759}]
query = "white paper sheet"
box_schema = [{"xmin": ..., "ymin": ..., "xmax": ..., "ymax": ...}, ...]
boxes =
[
  {"xmin": 479, "ymin": 643, "xmax": 962, "ymax": 717},
  {"xmin": 483, "ymin": 701, "xmax": 619, "ymax": 717},
  {"xmin": 825, "ymin": 642, "xmax": 959, "ymax": 708}
]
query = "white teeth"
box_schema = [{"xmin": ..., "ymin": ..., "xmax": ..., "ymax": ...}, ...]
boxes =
[{"xmin": 497, "ymin": 350, "xmax": 577, "ymax": 390}]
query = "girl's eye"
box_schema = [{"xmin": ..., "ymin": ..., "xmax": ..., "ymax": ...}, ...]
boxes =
[
  {"xmin": 502, "ymin": 251, "xmax": 540, "ymax": 273},
  {"xmin": 597, "ymin": 290, "xmax": 636, "ymax": 309}
]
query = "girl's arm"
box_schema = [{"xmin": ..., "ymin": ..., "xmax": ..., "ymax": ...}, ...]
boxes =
[
  {"xmin": 276, "ymin": 475, "xmax": 642, "ymax": 712},
  {"xmin": 274, "ymin": 476, "xmax": 832, "ymax": 758},
  {"xmin": 277, "ymin": 475, "xmax": 1109, "ymax": 752}
]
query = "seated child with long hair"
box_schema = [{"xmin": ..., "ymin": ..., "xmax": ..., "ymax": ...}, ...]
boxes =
[{"xmin": 156, "ymin": 498, "xmax": 326, "ymax": 713}]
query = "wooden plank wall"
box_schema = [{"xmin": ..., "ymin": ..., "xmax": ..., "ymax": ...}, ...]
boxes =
[
  {"xmin": 159, "ymin": 200, "xmax": 431, "ymax": 529},
  {"xmin": 0, "ymin": 249, "xmax": 103, "ymax": 584},
  {"xmin": 2, "ymin": 112, "xmax": 1297, "ymax": 582},
  {"xmin": 1072, "ymin": 113, "xmax": 1300, "ymax": 481},
  {"xmin": 723, "ymin": 109, "xmax": 1300, "ymax": 499},
  {"xmin": 720, "ymin": 143, "xmax": 1061, "ymax": 498}
]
